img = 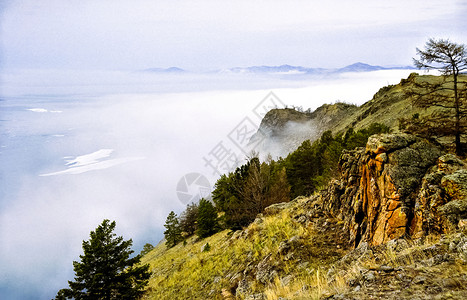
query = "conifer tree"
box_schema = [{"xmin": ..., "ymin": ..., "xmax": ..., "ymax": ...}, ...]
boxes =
[
  {"xmin": 196, "ymin": 199, "xmax": 218, "ymax": 238},
  {"xmin": 55, "ymin": 219, "xmax": 150, "ymax": 299},
  {"xmin": 163, "ymin": 211, "xmax": 182, "ymax": 248}
]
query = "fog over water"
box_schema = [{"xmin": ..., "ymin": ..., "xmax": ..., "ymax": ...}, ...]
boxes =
[{"xmin": 0, "ymin": 69, "xmax": 418, "ymax": 299}]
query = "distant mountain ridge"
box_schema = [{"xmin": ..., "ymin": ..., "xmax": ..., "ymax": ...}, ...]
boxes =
[
  {"xmin": 218, "ymin": 62, "xmax": 414, "ymax": 75},
  {"xmin": 142, "ymin": 67, "xmax": 186, "ymax": 73},
  {"xmin": 140, "ymin": 63, "xmax": 414, "ymax": 74}
]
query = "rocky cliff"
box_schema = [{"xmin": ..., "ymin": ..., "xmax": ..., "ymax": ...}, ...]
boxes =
[
  {"xmin": 321, "ymin": 133, "xmax": 467, "ymax": 248},
  {"xmin": 317, "ymin": 133, "xmax": 467, "ymax": 299},
  {"xmin": 250, "ymin": 104, "xmax": 358, "ymax": 158}
]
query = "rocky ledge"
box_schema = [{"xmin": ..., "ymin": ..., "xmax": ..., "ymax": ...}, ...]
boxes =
[{"xmin": 321, "ymin": 133, "xmax": 467, "ymax": 248}]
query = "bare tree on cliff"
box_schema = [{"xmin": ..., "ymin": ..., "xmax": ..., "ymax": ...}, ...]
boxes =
[{"xmin": 410, "ymin": 38, "xmax": 467, "ymax": 156}]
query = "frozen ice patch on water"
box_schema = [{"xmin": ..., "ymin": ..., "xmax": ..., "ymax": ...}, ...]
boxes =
[
  {"xmin": 64, "ymin": 149, "xmax": 114, "ymax": 167},
  {"xmin": 28, "ymin": 108, "xmax": 48, "ymax": 113},
  {"xmin": 27, "ymin": 108, "xmax": 63, "ymax": 113},
  {"xmin": 40, "ymin": 149, "xmax": 145, "ymax": 176}
]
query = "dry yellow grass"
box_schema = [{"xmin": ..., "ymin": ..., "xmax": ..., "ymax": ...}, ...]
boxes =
[
  {"xmin": 140, "ymin": 197, "xmax": 352, "ymax": 299},
  {"xmin": 140, "ymin": 194, "xmax": 467, "ymax": 299}
]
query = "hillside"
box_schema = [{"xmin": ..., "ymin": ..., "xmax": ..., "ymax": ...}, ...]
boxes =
[
  {"xmin": 141, "ymin": 74, "xmax": 467, "ymax": 299},
  {"xmin": 252, "ymin": 73, "xmax": 466, "ymax": 158},
  {"xmin": 141, "ymin": 133, "xmax": 467, "ymax": 299}
]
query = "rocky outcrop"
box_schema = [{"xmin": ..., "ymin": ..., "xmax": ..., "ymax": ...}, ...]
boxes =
[
  {"xmin": 322, "ymin": 133, "xmax": 467, "ymax": 247},
  {"xmin": 250, "ymin": 104, "xmax": 358, "ymax": 158},
  {"xmin": 249, "ymin": 74, "xmax": 446, "ymax": 159}
]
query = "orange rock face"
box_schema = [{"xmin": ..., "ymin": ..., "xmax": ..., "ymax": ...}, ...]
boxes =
[{"xmin": 322, "ymin": 134, "xmax": 466, "ymax": 248}]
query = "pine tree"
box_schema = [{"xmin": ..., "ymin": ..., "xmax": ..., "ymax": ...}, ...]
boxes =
[
  {"xmin": 196, "ymin": 199, "xmax": 218, "ymax": 238},
  {"xmin": 55, "ymin": 219, "xmax": 150, "ymax": 299},
  {"xmin": 163, "ymin": 211, "xmax": 181, "ymax": 248}
]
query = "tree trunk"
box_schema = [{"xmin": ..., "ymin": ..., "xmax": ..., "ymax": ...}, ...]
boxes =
[{"xmin": 453, "ymin": 71, "xmax": 462, "ymax": 156}]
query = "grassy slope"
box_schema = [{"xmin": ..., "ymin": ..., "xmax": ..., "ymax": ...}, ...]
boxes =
[
  {"xmin": 140, "ymin": 197, "xmax": 352, "ymax": 299},
  {"xmin": 141, "ymin": 196, "xmax": 467, "ymax": 299},
  {"xmin": 332, "ymin": 73, "xmax": 467, "ymax": 135},
  {"xmin": 141, "ymin": 74, "xmax": 467, "ymax": 299}
]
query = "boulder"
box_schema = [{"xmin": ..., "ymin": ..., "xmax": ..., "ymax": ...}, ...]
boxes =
[
  {"xmin": 441, "ymin": 170, "xmax": 467, "ymax": 200},
  {"xmin": 255, "ymin": 255, "xmax": 278, "ymax": 284},
  {"xmin": 264, "ymin": 202, "xmax": 292, "ymax": 215},
  {"xmin": 365, "ymin": 133, "xmax": 417, "ymax": 155},
  {"xmin": 235, "ymin": 278, "xmax": 252, "ymax": 297},
  {"xmin": 438, "ymin": 154, "xmax": 465, "ymax": 172}
]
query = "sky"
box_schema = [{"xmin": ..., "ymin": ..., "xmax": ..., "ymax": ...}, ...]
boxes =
[
  {"xmin": 0, "ymin": 1, "xmax": 466, "ymax": 299},
  {"xmin": 1, "ymin": 0, "xmax": 466, "ymax": 72}
]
